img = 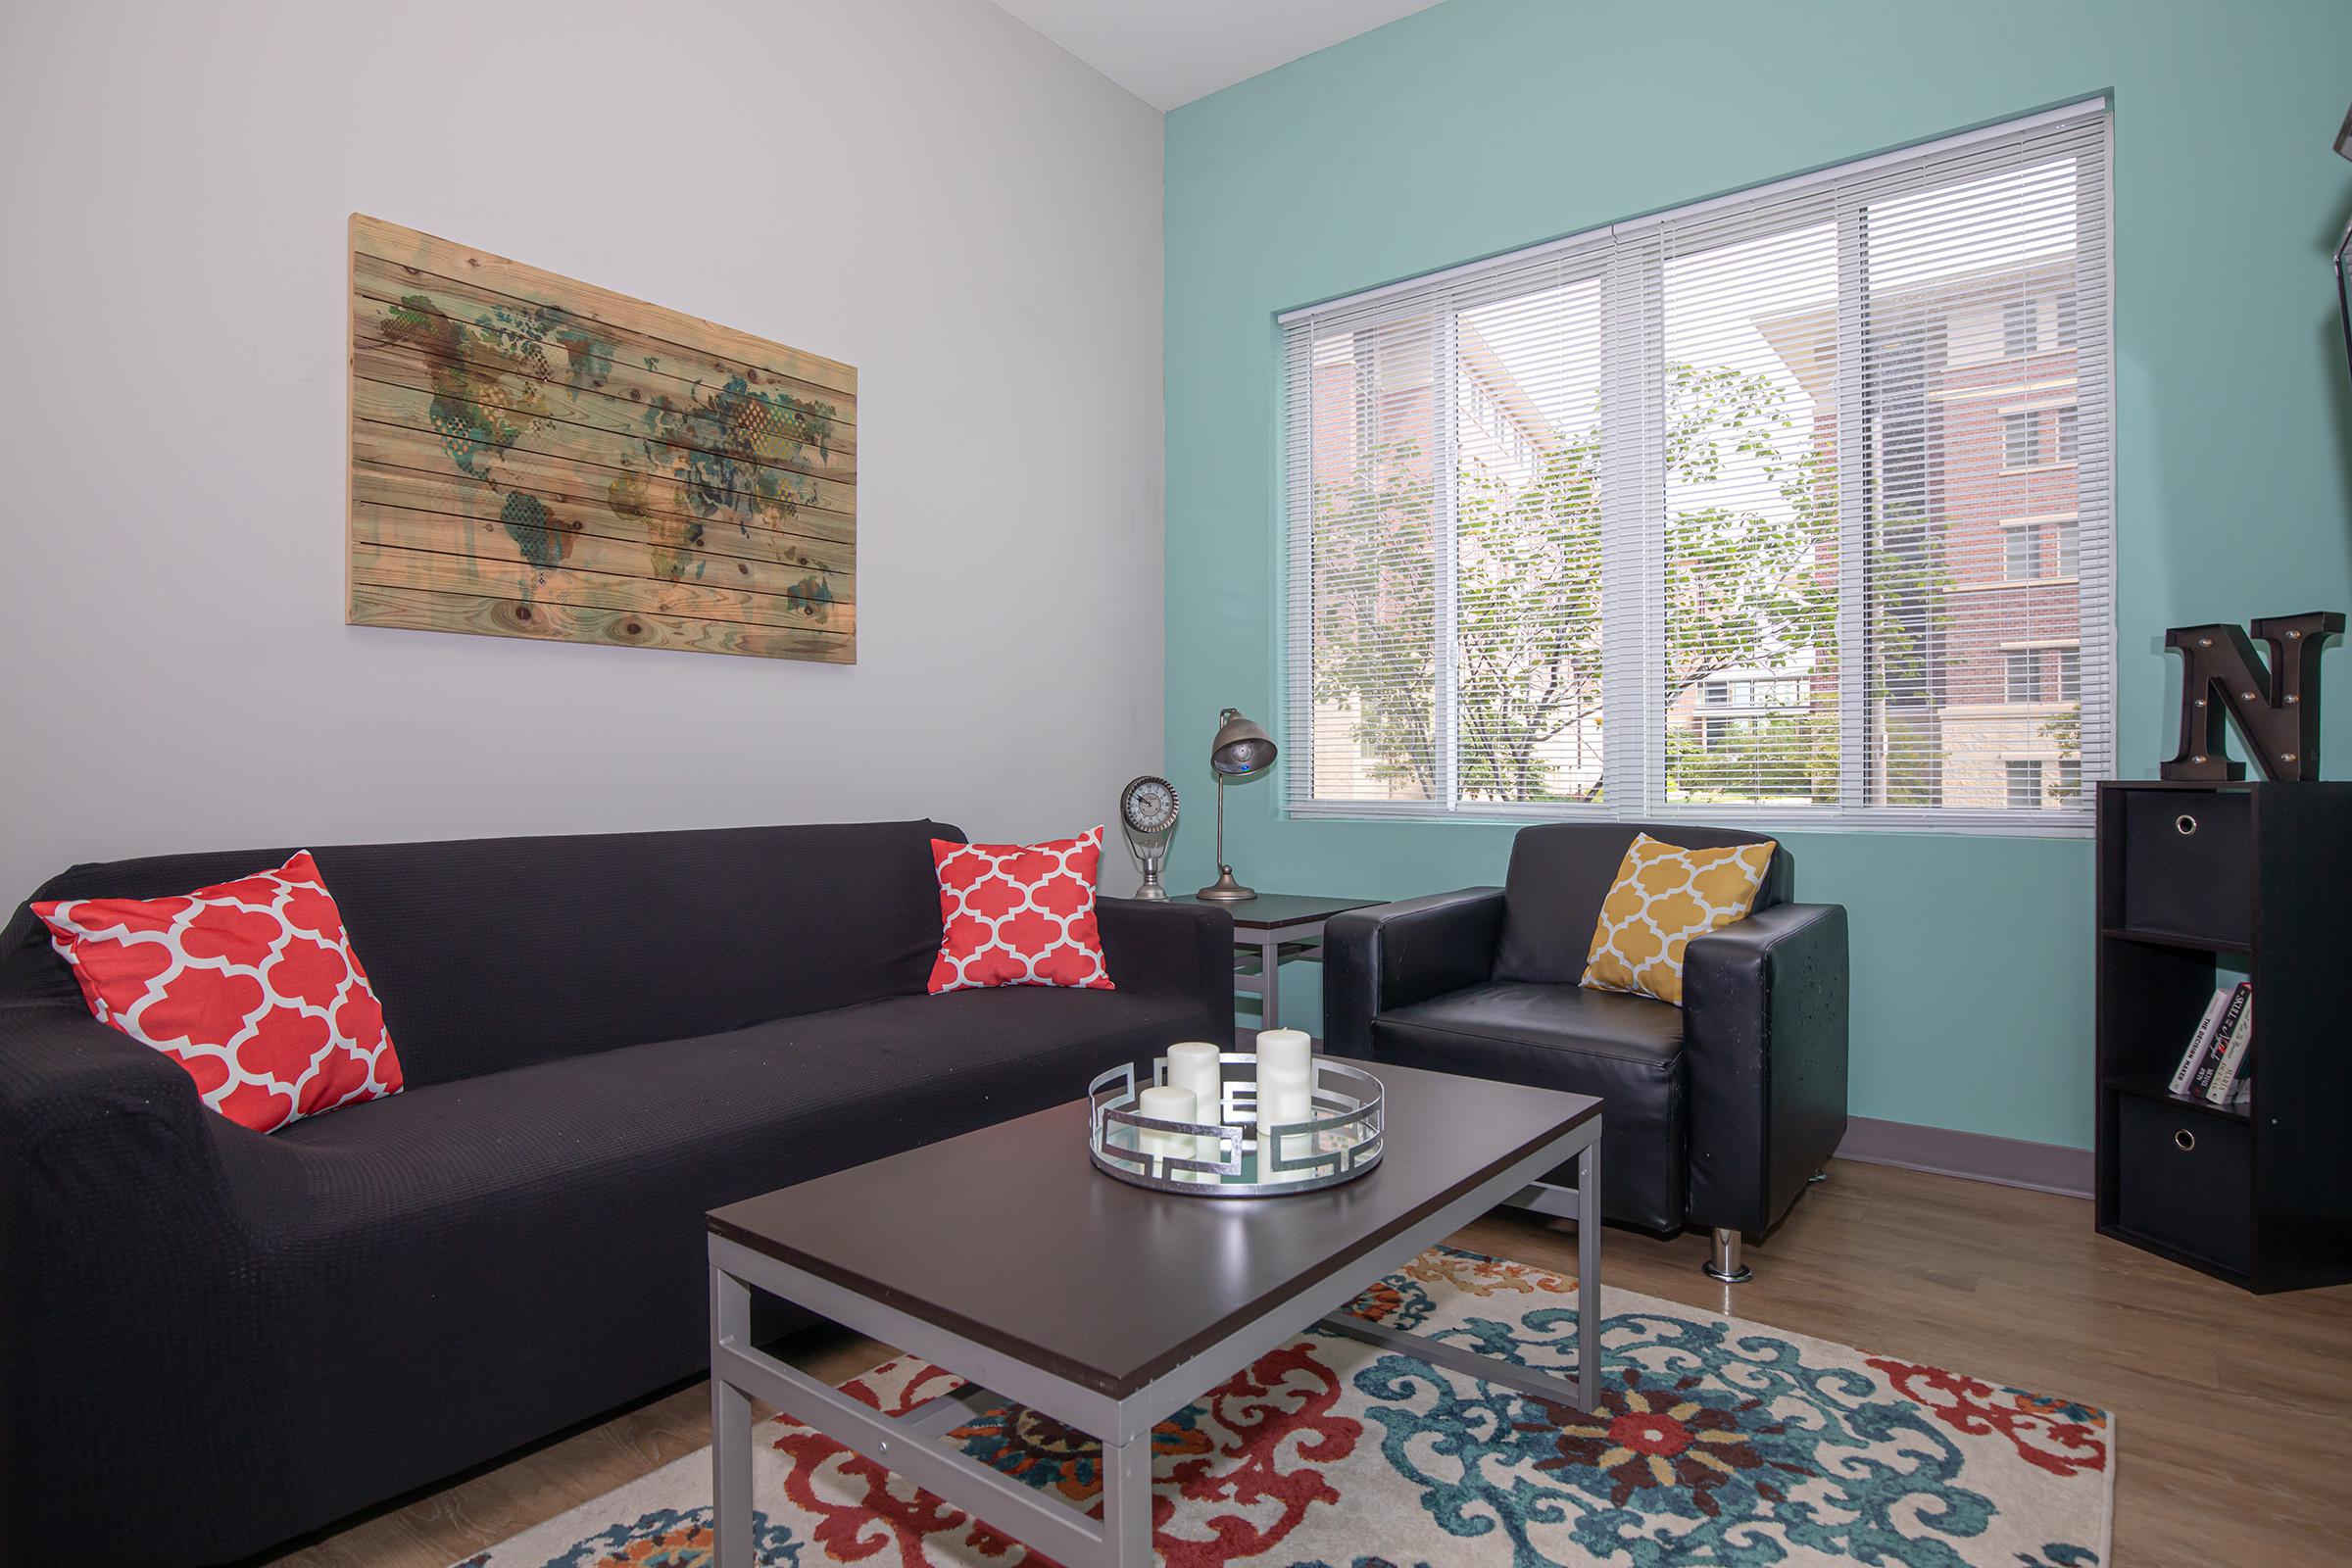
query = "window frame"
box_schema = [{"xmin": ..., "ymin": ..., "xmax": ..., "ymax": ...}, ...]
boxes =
[{"xmin": 1278, "ymin": 100, "xmax": 2114, "ymax": 838}]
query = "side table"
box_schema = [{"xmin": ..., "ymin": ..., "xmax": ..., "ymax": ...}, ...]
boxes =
[{"xmin": 1171, "ymin": 892, "xmax": 1377, "ymax": 1032}]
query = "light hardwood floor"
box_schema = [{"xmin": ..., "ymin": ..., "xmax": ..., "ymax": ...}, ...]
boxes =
[{"xmin": 261, "ymin": 1158, "xmax": 2352, "ymax": 1568}]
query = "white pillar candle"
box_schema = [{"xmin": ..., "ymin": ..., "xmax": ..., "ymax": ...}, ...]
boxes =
[
  {"xmin": 1256, "ymin": 1029, "xmax": 1313, "ymax": 1081},
  {"xmin": 1251, "ymin": 1031, "xmax": 1312, "ymax": 1181},
  {"xmin": 1135, "ymin": 1084, "xmax": 1200, "ymax": 1179},
  {"xmin": 1164, "ymin": 1042, "xmax": 1224, "ymax": 1123},
  {"xmin": 1254, "ymin": 1075, "xmax": 1313, "ymax": 1179},
  {"xmin": 1164, "ymin": 1042, "xmax": 1228, "ymax": 1174}
]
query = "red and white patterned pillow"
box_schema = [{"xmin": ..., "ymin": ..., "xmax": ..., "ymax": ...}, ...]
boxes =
[
  {"xmin": 927, "ymin": 829, "xmax": 1115, "ymax": 994},
  {"xmin": 33, "ymin": 852, "xmax": 406, "ymax": 1135}
]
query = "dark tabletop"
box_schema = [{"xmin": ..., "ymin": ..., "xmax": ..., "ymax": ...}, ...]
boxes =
[
  {"xmin": 708, "ymin": 1057, "xmax": 1599, "ymax": 1398},
  {"xmin": 1168, "ymin": 892, "xmax": 1380, "ymax": 931}
]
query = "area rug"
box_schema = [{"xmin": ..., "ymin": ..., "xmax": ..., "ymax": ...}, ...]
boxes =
[{"xmin": 457, "ymin": 1245, "xmax": 2113, "ymax": 1568}]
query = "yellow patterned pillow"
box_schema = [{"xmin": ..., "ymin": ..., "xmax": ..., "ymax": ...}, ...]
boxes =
[{"xmin": 1582, "ymin": 833, "xmax": 1777, "ymax": 1005}]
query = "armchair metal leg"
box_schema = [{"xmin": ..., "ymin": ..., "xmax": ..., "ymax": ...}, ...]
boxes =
[
  {"xmin": 1809, "ymin": 1167, "xmax": 1830, "ymax": 1185},
  {"xmin": 1702, "ymin": 1227, "xmax": 1753, "ymax": 1284}
]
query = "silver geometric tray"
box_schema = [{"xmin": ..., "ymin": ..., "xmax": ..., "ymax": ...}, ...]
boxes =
[{"xmin": 1087, "ymin": 1051, "xmax": 1385, "ymax": 1197}]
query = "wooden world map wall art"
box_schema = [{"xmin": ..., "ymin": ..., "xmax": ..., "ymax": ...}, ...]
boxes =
[{"xmin": 347, "ymin": 214, "xmax": 856, "ymax": 662}]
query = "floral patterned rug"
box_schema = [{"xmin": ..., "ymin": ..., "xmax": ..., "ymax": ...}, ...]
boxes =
[{"xmin": 458, "ymin": 1246, "xmax": 2113, "ymax": 1568}]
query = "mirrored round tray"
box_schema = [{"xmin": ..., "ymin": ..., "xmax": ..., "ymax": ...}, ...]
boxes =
[{"xmin": 1087, "ymin": 1052, "xmax": 1385, "ymax": 1197}]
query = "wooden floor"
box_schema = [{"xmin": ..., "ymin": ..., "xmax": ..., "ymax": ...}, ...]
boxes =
[{"xmin": 264, "ymin": 1158, "xmax": 2352, "ymax": 1568}]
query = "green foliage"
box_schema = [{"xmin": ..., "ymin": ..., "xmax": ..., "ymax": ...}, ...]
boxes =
[
  {"xmin": 2042, "ymin": 707, "xmax": 2082, "ymax": 802},
  {"xmin": 1453, "ymin": 442, "xmax": 1606, "ymax": 802},
  {"xmin": 1659, "ymin": 363, "xmax": 1838, "ymax": 736},
  {"xmin": 1310, "ymin": 358, "xmax": 1838, "ymax": 804},
  {"xmin": 1310, "ymin": 440, "xmax": 1442, "ymax": 797},
  {"xmin": 1665, "ymin": 710, "xmax": 1840, "ymax": 804}
]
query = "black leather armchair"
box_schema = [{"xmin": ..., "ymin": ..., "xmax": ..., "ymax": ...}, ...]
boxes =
[{"xmin": 1324, "ymin": 822, "xmax": 1848, "ymax": 1281}]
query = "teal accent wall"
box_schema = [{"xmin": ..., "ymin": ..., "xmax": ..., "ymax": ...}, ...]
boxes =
[{"xmin": 1163, "ymin": 0, "xmax": 2352, "ymax": 1149}]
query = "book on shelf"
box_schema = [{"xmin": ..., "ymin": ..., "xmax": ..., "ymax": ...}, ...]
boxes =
[
  {"xmin": 2188, "ymin": 983, "xmax": 2253, "ymax": 1102},
  {"xmin": 2204, "ymin": 989, "xmax": 2256, "ymax": 1105},
  {"xmin": 2169, "ymin": 985, "xmax": 2236, "ymax": 1096}
]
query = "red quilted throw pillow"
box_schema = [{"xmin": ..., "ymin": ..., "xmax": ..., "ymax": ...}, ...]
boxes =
[
  {"xmin": 33, "ymin": 852, "xmax": 405, "ymax": 1134},
  {"xmin": 927, "ymin": 828, "xmax": 1115, "ymax": 994}
]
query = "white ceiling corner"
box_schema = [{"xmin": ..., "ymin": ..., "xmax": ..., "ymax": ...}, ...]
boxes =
[{"xmin": 989, "ymin": 0, "xmax": 1443, "ymax": 111}]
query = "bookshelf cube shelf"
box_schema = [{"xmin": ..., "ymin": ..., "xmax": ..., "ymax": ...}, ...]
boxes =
[{"xmin": 2095, "ymin": 780, "xmax": 2352, "ymax": 1293}]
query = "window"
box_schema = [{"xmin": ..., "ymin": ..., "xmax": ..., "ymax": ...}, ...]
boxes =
[
  {"xmin": 2002, "ymin": 517, "xmax": 2079, "ymax": 581},
  {"xmin": 2005, "ymin": 524, "xmax": 2042, "ymax": 581},
  {"xmin": 1282, "ymin": 101, "xmax": 2113, "ymax": 832},
  {"xmin": 2003, "ymin": 300, "xmax": 2040, "ymax": 356},
  {"xmin": 2006, "ymin": 760, "xmax": 2046, "ymax": 809},
  {"xmin": 2055, "ymin": 408, "xmax": 2079, "ymax": 463},
  {"xmin": 2002, "ymin": 645, "xmax": 2076, "ymax": 704},
  {"xmin": 2003, "ymin": 412, "xmax": 2040, "ymax": 468},
  {"xmin": 2006, "ymin": 650, "xmax": 2045, "ymax": 703}
]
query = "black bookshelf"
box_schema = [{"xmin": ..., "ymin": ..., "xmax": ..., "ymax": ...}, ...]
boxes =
[{"xmin": 2094, "ymin": 780, "xmax": 2352, "ymax": 1292}]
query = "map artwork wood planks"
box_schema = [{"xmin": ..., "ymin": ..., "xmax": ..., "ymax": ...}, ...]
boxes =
[{"xmin": 346, "ymin": 215, "xmax": 857, "ymax": 663}]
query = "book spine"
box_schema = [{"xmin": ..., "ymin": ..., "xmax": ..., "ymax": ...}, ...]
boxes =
[
  {"xmin": 2190, "ymin": 984, "xmax": 2252, "ymax": 1101},
  {"xmin": 2170, "ymin": 987, "xmax": 2234, "ymax": 1096},
  {"xmin": 2204, "ymin": 991, "xmax": 2256, "ymax": 1105}
]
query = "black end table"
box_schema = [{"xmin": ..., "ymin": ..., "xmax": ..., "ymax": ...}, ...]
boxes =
[{"xmin": 1171, "ymin": 892, "xmax": 1377, "ymax": 1031}]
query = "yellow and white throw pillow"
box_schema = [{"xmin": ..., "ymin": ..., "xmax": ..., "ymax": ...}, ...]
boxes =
[{"xmin": 1582, "ymin": 833, "xmax": 1777, "ymax": 1006}]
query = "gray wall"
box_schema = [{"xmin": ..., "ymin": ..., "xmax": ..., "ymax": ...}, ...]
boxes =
[{"xmin": 0, "ymin": 0, "xmax": 1165, "ymax": 902}]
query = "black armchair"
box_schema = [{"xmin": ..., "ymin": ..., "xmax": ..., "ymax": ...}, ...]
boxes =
[{"xmin": 1324, "ymin": 822, "xmax": 1848, "ymax": 1281}]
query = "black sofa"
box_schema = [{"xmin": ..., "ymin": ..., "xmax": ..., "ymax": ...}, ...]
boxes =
[
  {"xmin": 0, "ymin": 819, "xmax": 1233, "ymax": 1568},
  {"xmin": 1324, "ymin": 821, "xmax": 1847, "ymax": 1282}
]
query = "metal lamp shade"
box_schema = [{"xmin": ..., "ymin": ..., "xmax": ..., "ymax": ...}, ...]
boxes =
[
  {"xmin": 1208, "ymin": 710, "xmax": 1277, "ymax": 778},
  {"xmin": 1199, "ymin": 708, "xmax": 1275, "ymax": 901}
]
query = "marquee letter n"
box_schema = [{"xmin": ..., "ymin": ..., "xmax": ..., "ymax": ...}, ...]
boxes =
[{"xmin": 2162, "ymin": 612, "xmax": 2343, "ymax": 782}]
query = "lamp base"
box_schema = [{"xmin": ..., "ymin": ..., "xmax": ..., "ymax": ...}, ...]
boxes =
[{"xmin": 1196, "ymin": 866, "xmax": 1257, "ymax": 902}]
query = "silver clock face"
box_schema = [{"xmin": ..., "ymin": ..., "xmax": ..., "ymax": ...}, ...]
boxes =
[{"xmin": 1121, "ymin": 775, "xmax": 1179, "ymax": 834}]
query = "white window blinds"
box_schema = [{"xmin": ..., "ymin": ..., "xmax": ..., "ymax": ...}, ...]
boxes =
[{"xmin": 1281, "ymin": 100, "xmax": 2112, "ymax": 833}]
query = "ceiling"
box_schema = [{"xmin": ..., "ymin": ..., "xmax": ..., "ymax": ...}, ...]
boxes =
[{"xmin": 990, "ymin": 0, "xmax": 1443, "ymax": 112}]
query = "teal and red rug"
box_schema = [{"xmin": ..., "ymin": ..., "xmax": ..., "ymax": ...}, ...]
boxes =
[{"xmin": 458, "ymin": 1246, "xmax": 2113, "ymax": 1567}]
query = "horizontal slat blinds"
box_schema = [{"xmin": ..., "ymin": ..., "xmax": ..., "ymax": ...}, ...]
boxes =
[{"xmin": 1282, "ymin": 101, "xmax": 2112, "ymax": 833}]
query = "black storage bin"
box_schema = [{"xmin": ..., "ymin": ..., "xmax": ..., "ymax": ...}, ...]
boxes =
[
  {"xmin": 2113, "ymin": 1095, "xmax": 2252, "ymax": 1276},
  {"xmin": 2117, "ymin": 788, "xmax": 2251, "ymax": 948}
]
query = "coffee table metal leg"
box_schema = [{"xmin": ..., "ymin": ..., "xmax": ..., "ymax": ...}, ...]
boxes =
[
  {"xmin": 710, "ymin": 1262, "xmax": 755, "ymax": 1568},
  {"xmin": 1577, "ymin": 1138, "xmax": 1601, "ymax": 1414},
  {"xmin": 1317, "ymin": 1310, "xmax": 1594, "ymax": 1410},
  {"xmin": 1100, "ymin": 1429, "xmax": 1154, "ymax": 1566},
  {"xmin": 1258, "ymin": 933, "xmax": 1281, "ymax": 1030},
  {"xmin": 1314, "ymin": 1127, "xmax": 1604, "ymax": 1418}
]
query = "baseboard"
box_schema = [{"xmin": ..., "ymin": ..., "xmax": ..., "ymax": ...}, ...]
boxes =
[
  {"xmin": 1306, "ymin": 1032, "xmax": 2093, "ymax": 1200},
  {"xmin": 1836, "ymin": 1116, "xmax": 2093, "ymax": 1200}
]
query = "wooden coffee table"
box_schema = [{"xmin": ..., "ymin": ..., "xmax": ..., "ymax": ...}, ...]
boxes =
[{"xmin": 705, "ymin": 1058, "xmax": 1602, "ymax": 1568}]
